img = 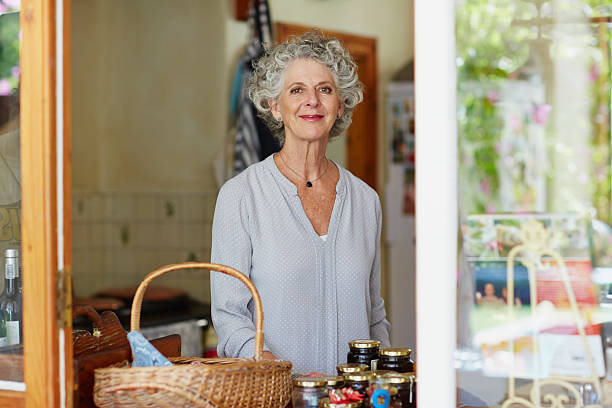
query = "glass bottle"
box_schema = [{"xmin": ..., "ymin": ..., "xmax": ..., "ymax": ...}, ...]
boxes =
[
  {"xmin": 0, "ymin": 311, "xmax": 7, "ymax": 347},
  {"xmin": 0, "ymin": 249, "xmax": 21, "ymax": 345},
  {"xmin": 7, "ymin": 249, "xmax": 21, "ymax": 341},
  {"xmin": 12, "ymin": 249, "xmax": 21, "ymax": 315}
]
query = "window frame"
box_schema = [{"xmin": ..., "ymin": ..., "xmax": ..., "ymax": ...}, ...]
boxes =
[{"xmin": 0, "ymin": 0, "xmax": 72, "ymax": 406}]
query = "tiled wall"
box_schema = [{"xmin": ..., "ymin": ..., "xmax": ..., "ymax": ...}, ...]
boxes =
[{"xmin": 72, "ymin": 192, "xmax": 217, "ymax": 303}]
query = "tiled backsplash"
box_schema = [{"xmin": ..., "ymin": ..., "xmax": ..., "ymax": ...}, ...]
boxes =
[{"xmin": 72, "ymin": 191, "xmax": 217, "ymax": 303}]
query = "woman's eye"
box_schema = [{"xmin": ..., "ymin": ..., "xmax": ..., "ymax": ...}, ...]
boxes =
[
  {"xmin": 290, "ymin": 88, "xmax": 302, "ymax": 94},
  {"xmin": 319, "ymin": 87, "xmax": 332, "ymax": 93}
]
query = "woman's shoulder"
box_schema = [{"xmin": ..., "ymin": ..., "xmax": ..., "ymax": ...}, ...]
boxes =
[
  {"xmin": 338, "ymin": 165, "xmax": 380, "ymax": 205},
  {"xmin": 217, "ymin": 159, "xmax": 272, "ymax": 201}
]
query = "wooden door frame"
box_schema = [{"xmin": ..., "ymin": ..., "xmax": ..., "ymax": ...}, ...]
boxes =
[
  {"xmin": 275, "ymin": 23, "xmax": 378, "ymax": 190},
  {"xmin": 0, "ymin": 0, "xmax": 72, "ymax": 407}
]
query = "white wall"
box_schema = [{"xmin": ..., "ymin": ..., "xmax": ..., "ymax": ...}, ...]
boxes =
[{"xmin": 72, "ymin": 0, "xmax": 227, "ymax": 193}]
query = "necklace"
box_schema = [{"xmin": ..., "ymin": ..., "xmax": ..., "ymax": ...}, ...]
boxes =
[{"xmin": 278, "ymin": 153, "xmax": 330, "ymax": 188}]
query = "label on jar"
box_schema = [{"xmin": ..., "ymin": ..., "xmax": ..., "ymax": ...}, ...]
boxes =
[
  {"xmin": 371, "ymin": 358, "xmax": 378, "ymax": 371},
  {"xmin": 0, "ymin": 336, "xmax": 8, "ymax": 347},
  {"xmin": 6, "ymin": 321, "xmax": 19, "ymax": 345},
  {"xmin": 371, "ymin": 388, "xmax": 390, "ymax": 408}
]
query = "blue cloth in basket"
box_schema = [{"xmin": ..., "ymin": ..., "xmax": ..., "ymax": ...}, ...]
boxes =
[{"xmin": 128, "ymin": 331, "xmax": 173, "ymax": 367}]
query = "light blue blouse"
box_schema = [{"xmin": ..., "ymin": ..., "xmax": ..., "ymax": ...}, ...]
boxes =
[{"xmin": 210, "ymin": 154, "xmax": 390, "ymax": 375}]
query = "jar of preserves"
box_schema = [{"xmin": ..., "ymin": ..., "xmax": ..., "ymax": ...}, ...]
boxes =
[
  {"xmin": 383, "ymin": 373, "xmax": 416, "ymax": 408},
  {"xmin": 370, "ymin": 370, "xmax": 397, "ymax": 378},
  {"xmin": 344, "ymin": 371, "xmax": 375, "ymax": 407},
  {"xmin": 292, "ymin": 377, "xmax": 328, "ymax": 408},
  {"xmin": 337, "ymin": 363, "xmax": 369, "ymax": 376},
  {"xmin": 322, "ymin": 375, "xmax": 345, "ymax": 392},
  {"xmin": 367, "ymin": 376, "xmax": 397, "ymax": 408},
  {"xmin": 319, "ymin": 398, "xmax": 360, "ymax": 408},
  {"xmin": 348, "ymin": 339, "xmax": 381, "ymax": 370},
  {"xmin": 377, "ymin": 348, "xmax": 413, "ymax": 373}
]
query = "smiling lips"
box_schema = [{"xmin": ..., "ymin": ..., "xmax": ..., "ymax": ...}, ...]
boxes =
[{"xmin": 299, "ymin": 114, "xmax": 324, "ymax": 121}]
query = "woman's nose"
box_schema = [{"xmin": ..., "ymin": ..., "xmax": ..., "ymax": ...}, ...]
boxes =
[{"xmin": 304, "ymin": 89, "xmax": 320, "ymax": 107}]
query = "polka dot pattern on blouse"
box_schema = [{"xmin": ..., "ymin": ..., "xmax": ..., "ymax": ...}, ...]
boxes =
[{"xmin": 210, "ymin": 154, "xmax": 390, "ymax": 375}]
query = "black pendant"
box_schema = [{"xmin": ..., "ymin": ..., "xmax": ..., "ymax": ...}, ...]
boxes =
[{"xmin": 306, "ymin": 181, "xmax": 313, "ymax": 188}]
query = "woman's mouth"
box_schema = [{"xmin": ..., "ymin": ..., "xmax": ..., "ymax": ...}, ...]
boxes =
[{"xmin": 299, "ymin": 114, "xmax": 324, "ymax": 122}]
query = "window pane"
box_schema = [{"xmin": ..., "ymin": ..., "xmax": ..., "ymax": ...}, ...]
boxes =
[
  {"xmin": 456, "ymin": 0, "xmax": 612, "ymax": 405},
  {"xmin": 0, "ymin": 0, "xmax": 23, "ymax": 389}
]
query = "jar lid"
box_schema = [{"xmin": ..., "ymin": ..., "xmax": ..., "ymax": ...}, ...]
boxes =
[
  {"xmin": 382, "ymin": 372, "xmax": 416, "ymax": 384},
  {"xmin": 321, "ymin": 375, "xmax": 344, "ymax": 386},
  {"xmin": 344, "ymin": 371, "xmax": 375, "ymax": 381},
  {"xmin": 380, "ymin": 347, "xmax": 412, "ymax": 357},
  {"xmin": 320, "ymin": 398, "xmax": 359, "ymax": 408},
  {"xmin": 293, "ymin": 377, "xmax": 327, "ymax": 388},
  {"xmin": 348, "ymin": 339, "xmax": 381, "ymax": 349},
  {"xmin": 371, "ymin": 370, "xmax": 397, "ymax": 377},
  {"xmin": 337, "ymin": 363, "xmax": 369, "ymax": 374}
]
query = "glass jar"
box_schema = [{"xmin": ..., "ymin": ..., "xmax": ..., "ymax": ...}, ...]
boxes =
[
  {"xmin": 370, "ymin": 370, "xmax": 397, "ymax": 378},
  {"xmin": 367, "ymin": 376, "xmax": 397, "ymax": 408},
  {"xmin": 348, "ymin": 339, "xmax": 381, "ymax": 370},
  {"xmin": 337, "ymin": 363, "xmax": 369, "ymax": 376},
  {"xmin": 377, "ymin": 348, "xmax": 414, "ymax": 373},
  {"xmin": 319, "ymin": 398, "xmax": 360, "ymax": 408},
  {"xmin": 383, "ymin": 373, "xmax": 416, "ymax": 408},
  {"xmin": 322, "ymin": 375, "xmax": 345, "ymax": 392},
  {"xmin": 344, "ymin": 371, "xmax": 375, "ymax": 407},
  {"xmin": 292, "ymin": 377, "xmax": 328, "ymax": 408}
]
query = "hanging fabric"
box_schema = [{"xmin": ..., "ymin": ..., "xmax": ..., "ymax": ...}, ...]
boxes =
[{"xmin": 232, "ymin": 0, "xmax": 280, "ymax": 176}]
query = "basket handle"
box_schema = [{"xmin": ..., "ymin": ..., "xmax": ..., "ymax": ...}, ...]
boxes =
[{"xmin": 130, "ymin": 262, "xmax": 264, "ymax": 361}]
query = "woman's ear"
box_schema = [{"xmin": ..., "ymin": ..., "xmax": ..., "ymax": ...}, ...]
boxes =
[
  {"xmin": 337, "ymin": 101, "xmax": 345, "ymax": 119},
  {"xmin": 268, "ymin": 99, "xmax": 280, "ymax": 120}
]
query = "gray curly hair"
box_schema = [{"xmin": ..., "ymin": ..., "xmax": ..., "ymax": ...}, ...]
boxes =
[{"xmin": 248, "ymin": 30, "xmax": 364, "ymax": 145}]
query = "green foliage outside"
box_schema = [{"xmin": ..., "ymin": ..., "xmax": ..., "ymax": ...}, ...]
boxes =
[
  {"xmin": 0, "ymin": 2, "xmax": 20, "ymax": 96},
  {"xmin": 590, "ymin": 22, "xmax": 612, "ymax": 224},
  {"xmin": 457, "ymin": 0, "xmax": 612, "ymax": 219},
  {"xmin": 457, "ymin": 0, "xmax": 534, "ymax": 214},
  {"xmin": 457, "ymin": 0, "xmax": 533, "ymax": 82}
]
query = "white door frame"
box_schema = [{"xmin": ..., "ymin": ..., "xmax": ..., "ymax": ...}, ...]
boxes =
[{"xmin": 414, "ymin": 1, "xmax": 457, "ymax": 406}]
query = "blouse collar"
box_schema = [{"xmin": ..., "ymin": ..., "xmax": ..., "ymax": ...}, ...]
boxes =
[{"xmin": 266, "ymin": 153, "xmax": 346, "ymax": 198}]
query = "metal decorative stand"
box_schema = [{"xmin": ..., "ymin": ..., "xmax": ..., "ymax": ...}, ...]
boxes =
[{"xmin": 500, "ymin": 219, "xmax": 602, "ymax": 408}]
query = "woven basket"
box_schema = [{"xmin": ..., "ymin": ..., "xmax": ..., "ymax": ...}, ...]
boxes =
[{"xmin": 93, "ymin": 262, "xmax": 293, "ymax": 408}]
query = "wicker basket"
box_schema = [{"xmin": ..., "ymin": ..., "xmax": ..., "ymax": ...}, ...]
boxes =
[{"xmin": 93, "ymin": 262, "xmax": 293, "ymax": 408}]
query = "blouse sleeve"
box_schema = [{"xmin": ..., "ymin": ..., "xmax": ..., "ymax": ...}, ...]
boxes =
[
  {"xmin": 210, "ymin": 179, "xmax": 266, "ymax": 358},
  {"xmin": 369, "ymin": 195, "xmax": 391, "ymax": 347}
]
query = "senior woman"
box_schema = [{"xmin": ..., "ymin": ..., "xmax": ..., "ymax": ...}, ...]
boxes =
[{"xmin": 211, "ymin": 31, "xmax": 390, "ymax": 375}]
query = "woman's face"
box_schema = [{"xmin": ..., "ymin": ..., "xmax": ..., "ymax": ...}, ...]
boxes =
[{"xmin": 269, "ymin": 58, "xmax": 344, "ymax": 144}]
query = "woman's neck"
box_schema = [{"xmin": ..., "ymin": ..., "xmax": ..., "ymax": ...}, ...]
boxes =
[{"xmin": 278, "ymin": 138, "xmax": 328, "ymax": 180}]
